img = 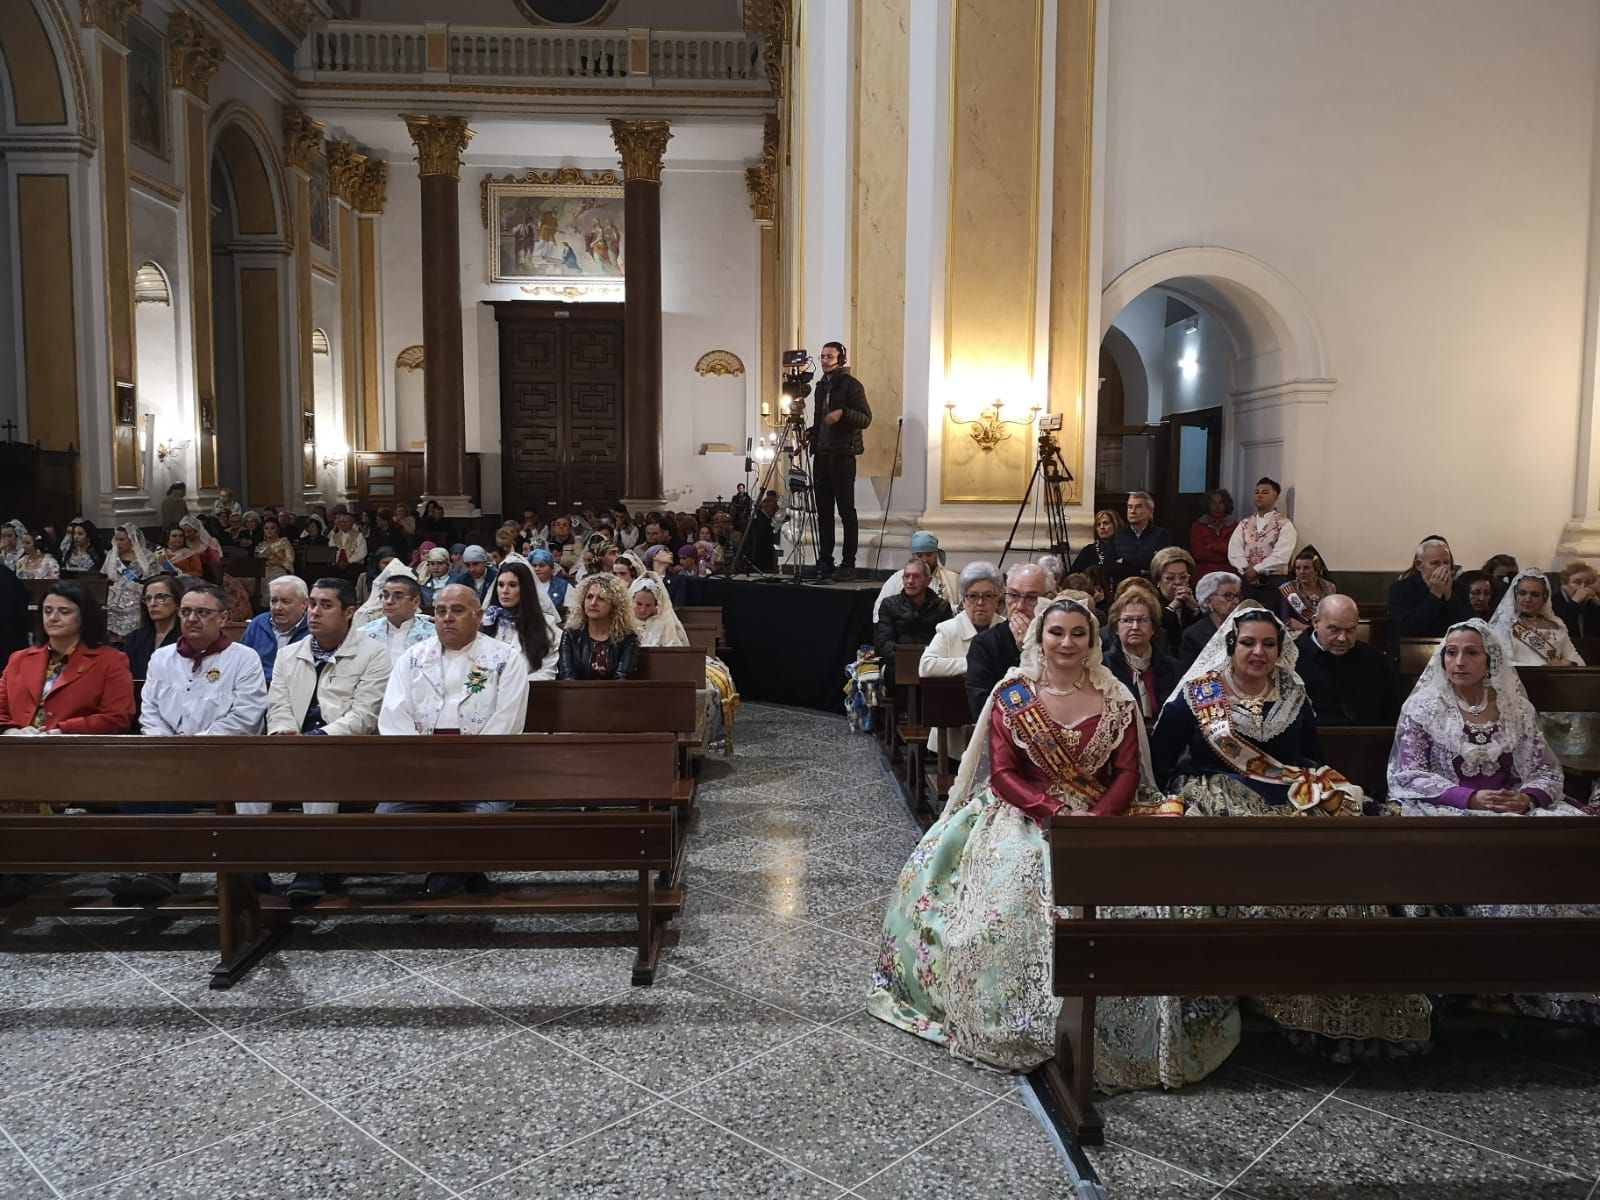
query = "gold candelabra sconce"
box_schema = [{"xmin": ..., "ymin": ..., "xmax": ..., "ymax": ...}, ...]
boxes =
[{"xmin": 944, "ymin": 400, "xmax": 1039, "ymax": 452}]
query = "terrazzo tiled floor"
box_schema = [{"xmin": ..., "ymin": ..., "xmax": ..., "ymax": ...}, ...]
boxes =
[{"xmin": 2, "ymin": 702, "xmax": 1598, "ymax": 1198}]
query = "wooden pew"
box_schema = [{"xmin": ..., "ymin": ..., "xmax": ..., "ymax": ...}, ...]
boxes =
[
  {"xmin": 677, "ymin": 605, "xmax": 725, "ymax": 649},
  {"xmin": 1044, "ymin": 817, "xmax": 1600, "ymax": 1145},
  {"xmin": 1395, "ymin": 637, "xmax": 1441, "ymax": 680},
  {"xmin": 1517, "ymin": 665, "xmax": 1600, "ymax": 712},
  {"xmin": 892, "ymin": 644, "xmax": 928, "ymax": 815},
  {"xmin": 0, "ymin": 733, "xmax": 681, "ymax": 987},
  {"xmin": 1575, "ymin": 636, "xmax": 1600, "ymax": 665},
  {"xmin": 920, "ymin": 676, "xmax": 973, "ymax": 818},
  {"xmin": 24, "ymin": 576, "xmax": 110, "ymax": 610},
  {"xmin": 634, "ymin": 645, "xmax": 704, "ymax": 684},
  {"xmin": 1317, "ymin": 725, "xmax": 1395, "ymax": 800},
  {"xmin": 1520, "ymin": 666, "xmax": 1600, "ymax": 790}
]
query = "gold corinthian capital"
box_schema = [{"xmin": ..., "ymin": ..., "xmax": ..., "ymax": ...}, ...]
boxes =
[
  {"xmin": 609, "ymin": 120, "xmax": 673, "ymax": 183},
  {"xmin": 401, "ymin": 115, "xmax": 474, "ymax": 180}
]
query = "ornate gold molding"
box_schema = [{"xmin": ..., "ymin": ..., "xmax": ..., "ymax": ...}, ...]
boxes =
[
  {"xmin": 744, "ymin": 112, "xmax": 778, "ymax": 224},
  {"xmin": 168, "ymin": 11, "xmax": 225, "ymax": 101},
  {"xmin": 80, "ymin": 0, "xmax": 140, "ymax": 42},
  {"xmin": 353, "ymin": 158, "xmax": 388, "ymax": 214},
  {"xmin": 609, "ymin": 119, "xmax": 672, "ymax": 183},
  {"xmin": 396, "ymin": 345, "xmax": 425, "ymax": 372},
  {"xmin": 327, "ymin": 139, "xmax": 366, "ymax": 205},
  {"xmin": 131, "ymin": 168, "xmax": 183, "ymax": 204},
  {"xmin": 694, "ymin": 350, "xmax": 746, "ymax": 378},
  {"xmin": 281, "ymin": 106, "xmax": 324, "ymax": 173},
  {"xmin": 744, "ymin": 0, "xmax": 788, "ymax": 99},
  {"xmin": 478, "ymin": 166, "xmax": 623, "ymax": 226},
  {"xmin": 401, "ymin": 114, "xmax": 473, "ymax": 180},
  {"xmin": 255, "ymin": 0, "xmax": 311, "ymax": 40}
]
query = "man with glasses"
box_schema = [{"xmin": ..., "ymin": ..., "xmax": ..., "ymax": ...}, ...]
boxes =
[
  {"xmin": 1295, "ymin": 594, "xmax": 1400, "ymax": 726},
  {"xmin": 360, "ymin": 574, "xmax": 436, "ymax": 665},
  {"xmin": 116, "ymin": 583, "xmax": 268, "ymax": 901},
  {"xmin": 965, "ymin": 562, "xmax": 1049, "ymax": 720}
]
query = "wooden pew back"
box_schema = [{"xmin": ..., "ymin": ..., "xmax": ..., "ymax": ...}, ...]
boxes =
[
  {"xmin": 634, "ymin": 646, "xmax": 704, "ymax": 684},
  {"xmin": 1317, "ymin": 725, "xmax": 1395, "ymax": 799},
  {"xmin": 524, "ymin": 681, "xmax": 698, "ymax": 740},
  {"xmin": 1517, "ymin": 666, "xmax": 1600, "ymax": 713}
]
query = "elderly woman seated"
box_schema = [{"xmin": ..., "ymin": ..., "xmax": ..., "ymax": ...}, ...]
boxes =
[
  {"xmin": 1103, "ymin": 583, "xmax": 1179, "ymax": 726},
  {"xmin": 918, "ymin": 561, "xmax": 1004, "ymax": 679},
  {"xmin": 1150, "ymin": 546, "xmax": 1203, "ymax": 656},
  {"xmin": 1489, "ymin": 568, "xmax": 1585, "ymax": 667},
  {"xmin": 1177, "ymin": 571, "xmax": 1243, "ymax": 671},
  {"xmin": 1278, "ymin": 546, "xmax": 1337, "ymax": 632}
]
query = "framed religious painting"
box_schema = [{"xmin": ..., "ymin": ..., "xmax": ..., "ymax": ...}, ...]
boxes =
[
  {"xmin": 309, "ymin": 154, "xmax": 332, "ymax": 251},
  {"xmin": 482, "ymin": 169, "xmax": 625, "ymax": 299},
  {"xmin": 127, "ymin": 18, "xmax": 168, "ymax": 160}
]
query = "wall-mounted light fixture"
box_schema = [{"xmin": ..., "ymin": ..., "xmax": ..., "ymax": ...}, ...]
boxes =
[{"xmin": 944, "ymin": 400, "xmax": 1039, "ymax": 453}]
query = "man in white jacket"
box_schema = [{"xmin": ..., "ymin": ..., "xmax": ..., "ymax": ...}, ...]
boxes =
[
  {"xmin": 247, "ymin": 576, "xmax": 392, "ymax": 899},
  {"xmin": 377, "ymin": 583, "xmax": 529, "ymax": 896},
  {"xmin": 118, "ymin": 582, "xmax": 268, "ymax": 901}
]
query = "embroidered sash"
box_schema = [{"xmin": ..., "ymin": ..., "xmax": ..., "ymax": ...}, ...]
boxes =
[
  {"xmin": 995, "ymin": 679, "xmax": 1107, "ymax": 810},
  {"xmin": 1241, "ymin": 512, "xmax": 1288, "ymax": 569},
  {"xmin": 1184, "ymin": 672, "xmax": 1356, "ymax": 813},
  {"xmin": 1510, "ymin": 620, "xmax": 1563, "ymax": 664}
]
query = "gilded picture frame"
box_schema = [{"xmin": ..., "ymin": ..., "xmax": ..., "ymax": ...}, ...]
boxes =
[
  {"xmin": 127, "ymin": 18, "xmax": 168, "ymax": 161},
  {"xmin": 483, "ymin": 170, "xmax": 625, "ymax": 297}
]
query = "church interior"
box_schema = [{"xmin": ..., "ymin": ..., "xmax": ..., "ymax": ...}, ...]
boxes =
[{"xmin": 3, "ymin": 0, "xmax": 1600, "ymax": 1196}]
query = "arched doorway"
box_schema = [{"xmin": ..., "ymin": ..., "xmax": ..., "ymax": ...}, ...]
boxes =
[
  {"xmin": 1098, "ymin": 247, "xmax": 1333, "ymax": 538},
  {"xmin": 210, "ymin": 111, "xmax": 294, "ymax": 507}
]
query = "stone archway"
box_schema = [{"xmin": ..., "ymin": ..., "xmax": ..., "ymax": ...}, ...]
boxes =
[
  {"xmin": 1101, "ymin": 247, "xmax": 1335, "ymax": 520},
  {"xmin": 209, "ymin": 110, "xmax": 295, "ymax": 507}
]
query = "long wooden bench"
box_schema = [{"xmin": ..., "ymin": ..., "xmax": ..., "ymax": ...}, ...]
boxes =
[
  {"xmin": 524, "ymin": 679, "xmax": 702, "ymax": 879},
  {"xmin": 634, "ymin": 645, "xmax": 705, "ymax": 684},
  {"xmin": 0, "ymin": 733, "xmax": 680, "ymax": 988},
  {"xmin": 1044, "ymin": 816, "xmax": 1600, "ymax": 1145}
]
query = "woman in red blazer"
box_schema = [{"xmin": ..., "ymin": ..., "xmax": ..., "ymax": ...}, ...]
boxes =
[{"xmin": 0, "ymin": 581, "xmax": 135, "ymax": 734}]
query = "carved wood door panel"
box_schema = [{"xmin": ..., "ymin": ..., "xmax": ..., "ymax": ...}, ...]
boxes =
[{"xmin": 495, "ymin": 303, "xmax": 625, "ymax": 513}]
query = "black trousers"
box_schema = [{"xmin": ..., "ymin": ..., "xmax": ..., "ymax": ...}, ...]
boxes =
[{"xmin": 811, "ymin": 449, "xmax": 859, "ymax": 567}]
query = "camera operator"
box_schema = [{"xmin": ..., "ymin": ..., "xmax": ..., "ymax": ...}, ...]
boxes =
[{"xmin": 808, "ymin": 341, "xmax": 872, "ymax": 582}]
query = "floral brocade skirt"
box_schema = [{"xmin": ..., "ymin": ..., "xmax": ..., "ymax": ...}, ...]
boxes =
[
  {"xmin": 1177, "ymin": 773, "xmax": 1434, "ymax": 1053},
  {"xmin": 866, "ymin": 784, "xmax": 1239, "ymax": 1090}
]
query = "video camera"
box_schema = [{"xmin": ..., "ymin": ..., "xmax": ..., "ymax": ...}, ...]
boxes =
[{"xmin": 780, "ymin": 349, "xmax": 814, "ymax": 421}]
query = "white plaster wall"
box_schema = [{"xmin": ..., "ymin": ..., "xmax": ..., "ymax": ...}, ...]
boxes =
[
  {"xmin": 1104, "ymin": 0, "xmax": 1600, "ymax": 570},
  {"xmin": 378, "ymin": 159, "xmax": 760, "ymax": 515},
  {"xmin": 1107, "ymin": 288, "xmax": 1165, "ymax": 423}
]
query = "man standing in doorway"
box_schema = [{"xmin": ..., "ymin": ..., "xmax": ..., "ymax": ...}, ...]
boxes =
[
  {"xmin": 1228, "ymin": 477, "xmax": 1297, "ymax": 610},
  {"xmin": 809, "ymin": 341, "xmax": 872, "ymax": 582}
]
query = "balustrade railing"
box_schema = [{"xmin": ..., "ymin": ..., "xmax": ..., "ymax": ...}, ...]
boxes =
[{"xmin": 299, "ymin": 22, "xmax": 766, "ymax": 88}]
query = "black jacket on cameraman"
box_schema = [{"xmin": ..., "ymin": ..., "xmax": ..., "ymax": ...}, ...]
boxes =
[
  {"xmin": 810, "ymin": 369, "xmax": 872, "ymax": 454},
  {"xmin": 556, "ymin": 628, "xmax": 639, "ymax": 680}
]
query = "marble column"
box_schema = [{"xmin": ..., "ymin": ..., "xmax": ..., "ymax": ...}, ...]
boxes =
[
  {"xmin": 402, "ymin": 115, "xmax": 473, "ymax": 510},
  {"xmin": 168, "ymin": 11, "xmax": 224, "ymax": 490},
  {"xmin": 610, "ymin": 118, "xmax": 672, "ymax": 506},
  {"xmin": 284, "ymin": 107, "xmax": 323, "ymax": 500},
  {"xmin": 329, "ymin": 140, "xmax": 363, "ymax": 495},
  {"xmin": 82, "ymin": 0, "xmax": 141, "ymax": 493},
  {"xmin": 354, "ymin": 159, "xmax": 388, "ymax": 450}
]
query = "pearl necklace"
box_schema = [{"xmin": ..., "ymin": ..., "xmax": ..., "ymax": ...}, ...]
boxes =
[{"xmin": 1454, "ymin": 686, "xmax": 1491, "ymax": 717}]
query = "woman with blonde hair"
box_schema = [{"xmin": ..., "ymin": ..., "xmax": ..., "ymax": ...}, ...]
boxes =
[
  {"xmin": 1070, "ymin": 508, "xmax": 1123, "ymax": 575},
  {"xmin": 557, "ymin": 571, "xmax": 640, "ymax": 679}
]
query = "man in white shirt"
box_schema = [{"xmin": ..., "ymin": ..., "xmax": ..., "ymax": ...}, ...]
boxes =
[
  {"xmin": 360, "ymin": 574, "xmax": 436, "ymax": 665},
  {"xmin": 377, "ymin": 583, "xmax": 529, "ymax": 896},
  {"xmin": 1227, "ymin": 476, "xmax": 1298, "ymax": 609},
  {"xmin": 327, "ymin": 510, "xmax": 367, "ymax": 580},
  {"xmin": 249, "ymin": 577, "xmax": 392, "ymax": 899},
  {"xmin": 117, "ymin": 582, "xmax": 269, "ymax": 901}
]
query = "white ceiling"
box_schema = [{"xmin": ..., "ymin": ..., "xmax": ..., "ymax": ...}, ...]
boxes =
[{"xmin": 317, "ymin": 113, "xmax": 764, "ymax": 167}]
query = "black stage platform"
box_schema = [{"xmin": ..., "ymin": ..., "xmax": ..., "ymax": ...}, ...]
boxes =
[{"xmin": 664, "ymin": 573, "xmax": 883, "ymax": 713}]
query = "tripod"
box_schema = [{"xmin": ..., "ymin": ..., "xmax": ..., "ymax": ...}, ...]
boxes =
[
  {"xmin": 727, "ymin": 412, "xmax": 822, "ymax": 583},
  {"xmin": 998, "ymin": 430, "xmax": 1075, "ymax": 570}
]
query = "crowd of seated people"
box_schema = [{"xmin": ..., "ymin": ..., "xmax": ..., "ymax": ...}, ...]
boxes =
[{"xmin": 860, "ymin": 507, "xmax": 1600, "ymax": 1092}]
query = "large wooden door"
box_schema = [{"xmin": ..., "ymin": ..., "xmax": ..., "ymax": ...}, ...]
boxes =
[{"xmin": 493, "ymin": 301, "xmax": 626, "ymax": 513}]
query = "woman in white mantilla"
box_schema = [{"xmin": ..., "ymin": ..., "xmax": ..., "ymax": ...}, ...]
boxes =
[
  {"xmin": 1489, "ymin": 567, "xmax": 1585, "ymax": 667},
  {"xmin": 868, "ymin": 594, "xmax": 1238, "ymax": 1089},
  {"xmin": 1151, "ymin": 603, "xmax": 1433, "ymax": 1058},
  {"xmin": 101, "ymin": 524, "xmax": 157, "ymax": 640}
]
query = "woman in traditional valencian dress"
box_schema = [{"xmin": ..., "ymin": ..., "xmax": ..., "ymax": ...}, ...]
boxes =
[
  {"xmin": 100, "ymin": 524, "xmax": 157, "ymax": 640},
  {"xmin": 1150, "ymin": 603, "xmax": 1433, "ymax": 1057},
  {"xmin": 1388, "ymin": 620, "xmax": 1596, "ymax": 1022},
  {"xmin": 868, "ymin": 595, "xmax": 1238, "ymax": 1089},
  {"xmin": 1489, "ymin": 567, "xmax": 1585, "ymax": 668},
  {"xmin": 1278, "ymin": 546, "xmax": 1337, "ymax": 632}
]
